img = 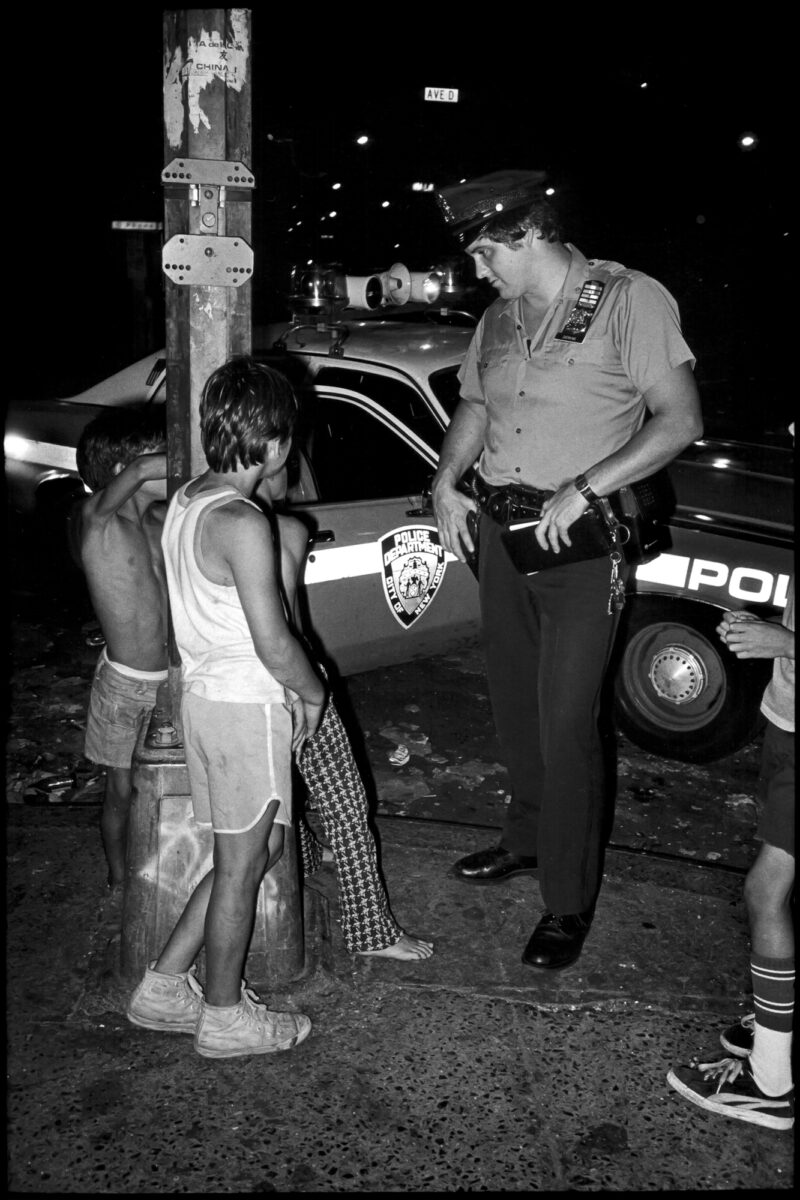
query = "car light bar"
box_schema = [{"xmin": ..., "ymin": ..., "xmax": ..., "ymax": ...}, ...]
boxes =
[{"xmin": 287, "ymin": 261, "xmax": 446, "ymax": 317}]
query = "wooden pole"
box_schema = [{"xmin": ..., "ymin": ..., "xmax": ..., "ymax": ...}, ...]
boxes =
[
  {"xmin": 121, "ymin": 10, "xmax": 305, "ymax": 989},
  {"xmin": 162, "ymin": 7, "xmax": 253, "ymax": 483}
]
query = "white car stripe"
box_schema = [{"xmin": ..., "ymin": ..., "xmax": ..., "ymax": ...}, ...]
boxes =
[
  {"xmin": 303, "ymin": 541, "xmax": 458, "ymax": 584},
  {"xmin": 634, "ymin": 553, "xmax": 691, "ymax": 587}
]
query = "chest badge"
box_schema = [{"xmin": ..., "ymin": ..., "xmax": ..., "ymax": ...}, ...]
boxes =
[
  {"xmin": 380, "ymin": 525, "xmax": 448, "ymax": 628},
  {"xmin": 555, "ymin": 280, "xmax": 606, "ymax": 343}
]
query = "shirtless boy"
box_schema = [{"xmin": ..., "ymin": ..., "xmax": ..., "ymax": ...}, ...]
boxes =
[{"xmin": 75, "ymin": 405, "xmax": 168, "ymax": 888}]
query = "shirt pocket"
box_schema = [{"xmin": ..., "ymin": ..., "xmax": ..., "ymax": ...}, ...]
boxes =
[
  {"xmin": 548, "ymin": 337, "xmax": 612, "ymax": 368},
  {"xmin": 478, "ymin": 345, "xmax": 512, "ymax": 372}
]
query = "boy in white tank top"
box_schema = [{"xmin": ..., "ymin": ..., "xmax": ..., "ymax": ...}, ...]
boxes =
[{"xmin": 127, "ymin": 357, "xmax": 324, "ymax": 1059}]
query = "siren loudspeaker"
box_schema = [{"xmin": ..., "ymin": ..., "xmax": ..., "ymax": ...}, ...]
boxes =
[
  {"xmin": 345, "ymin": 275, "xmax": 383, "ymax": 309},
  {"xmin": 380, "ymin": 262, "xmax": 411, "ymax": 305}
]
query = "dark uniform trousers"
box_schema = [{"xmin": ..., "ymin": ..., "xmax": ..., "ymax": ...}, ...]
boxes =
[{"xmin": 479, "ymin": 513, "xmax": 627, "ymax": 915}]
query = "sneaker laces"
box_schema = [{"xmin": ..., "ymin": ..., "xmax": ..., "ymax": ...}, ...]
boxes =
[
  {"xmin": 689, "ymin": 1054, "xmax": 745, "ymax": 1091},
  {"xmin": 238, "ymin": 985, "xmax": 304, "ymax": 1039},
  {"xmin": 182, "ymin": 971, "xmax": 203, "ymax": 1001}
]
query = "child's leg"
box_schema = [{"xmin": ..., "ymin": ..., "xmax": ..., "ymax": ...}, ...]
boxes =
[
  {"xmin": 743, "ymin": 842, "xmax": 795, "ymax": 1097},
  {"xmin": 204, "ymin": 804, "xmax": 284, "ymax": 1006},
  {"xmin": 155, "ymin": 800, "xmax": 283, "ymax": 1004},
  {"xmin": 300, "ymin": 699, "xmax": 432, "ymax": 958},
  {"xmin": 298, "ymin": 817, "xmax": 325, "ymax": 876},
  {"xmin": 100, "ymin": 766, "xmax": 132, "ymax": 887}
]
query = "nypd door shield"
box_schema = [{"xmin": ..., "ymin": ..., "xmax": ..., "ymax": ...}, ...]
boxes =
[{"xmin": 380, "ymin": 525, "xmax": 448, "ymax": 628}]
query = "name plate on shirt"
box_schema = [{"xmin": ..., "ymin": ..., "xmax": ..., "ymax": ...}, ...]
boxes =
[{"xmin": 555, "ymin": 280, "xmax": 606, "ymax": 343}]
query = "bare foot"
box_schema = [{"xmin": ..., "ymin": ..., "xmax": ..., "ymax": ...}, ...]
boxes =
[{"xmin": 356, "ymin": 933, "xmax": 434, "ymax": 961}]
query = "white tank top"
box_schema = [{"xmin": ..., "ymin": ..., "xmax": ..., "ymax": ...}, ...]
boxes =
[{"xmin": 161, "ymin": 482, "xmax": 288, "ymax": 704}]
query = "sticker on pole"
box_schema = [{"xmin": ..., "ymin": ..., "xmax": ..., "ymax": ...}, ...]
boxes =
[{"xmin": 380, "ymin": 525, "xmax": 448, "ymax": 628}]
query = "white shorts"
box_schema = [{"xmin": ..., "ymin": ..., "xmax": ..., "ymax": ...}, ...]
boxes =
[{"xmin": 181, "ymin": 693, "xmax": 293, "ymax": 834}]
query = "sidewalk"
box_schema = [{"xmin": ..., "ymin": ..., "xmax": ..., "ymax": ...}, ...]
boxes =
[{"xmin": 7, "ymin": 803, "xmax": 792, "ymax": 1193}]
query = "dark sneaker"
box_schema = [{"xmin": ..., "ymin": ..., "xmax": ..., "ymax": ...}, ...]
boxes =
[
  {"xmin": 667, "ymin": 1057, "xmax": 794, "ymax": 1131},
  {"xmin": 720, "ymin": 1012, "xmax": 755, "ymax": 1058}
]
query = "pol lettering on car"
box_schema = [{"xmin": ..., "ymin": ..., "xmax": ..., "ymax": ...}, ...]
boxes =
[{"xmin": 636, "ymin": 553, "xmax": 791, "ymax": 608}]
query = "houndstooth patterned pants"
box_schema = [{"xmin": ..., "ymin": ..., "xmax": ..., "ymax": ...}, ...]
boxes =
[{"xmin": 297, "ymin": 698, "xmax": 402, "ymax": 953}]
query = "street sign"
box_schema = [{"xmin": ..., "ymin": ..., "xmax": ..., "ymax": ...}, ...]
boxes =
[
  {"xmin": 112, "ymin": 221, "xmax": 164, "ymax": 230},
  {"xmin": 424, "ymin": 87, "xmax": 459, "ymax": 103}
]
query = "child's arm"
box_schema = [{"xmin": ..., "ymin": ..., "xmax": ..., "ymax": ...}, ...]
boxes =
[
  {"xmin": 717, "ymin": 610, "xmax": 795, "ymax": 660},
  {"xmin": 213, "ymin": 503, "xmax": 325, "ymax": 740},
  {"xmin": 275, "ymin": 512, "xmax": 311, "ymax": 629},
  {"xmin": 87, "ymin": 452, "xmax": 167, "ymax": 520}
]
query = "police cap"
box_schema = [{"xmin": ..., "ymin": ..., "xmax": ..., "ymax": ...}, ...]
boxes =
[{"xmin": 436, "ymin": 170, "xmax": 548, "ymax": 243}]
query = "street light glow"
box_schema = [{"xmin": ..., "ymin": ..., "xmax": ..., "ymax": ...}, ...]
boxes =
[
  {"xmin": 381, "ymin": 201, "xmax": 390, "ymax": 208},
  {"xmin": 332, "ymin": 182, "xmax": 341, "ymax": 190},
  {"xmin": 738, "ymin": 131, "xmax": 758, "ymax": 151},
  {"xmin": 356, "ymin": 135, "xmax": 369, "ymax": 145}
]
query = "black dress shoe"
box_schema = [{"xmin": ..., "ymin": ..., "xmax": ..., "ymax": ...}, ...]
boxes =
[
  {"xmin": 450, "ymin": 845, "xmax": 538, "ymax": 884},
  {"xmin": 521, "ymin": 910, "xmax": 593, "ymax": 969}
]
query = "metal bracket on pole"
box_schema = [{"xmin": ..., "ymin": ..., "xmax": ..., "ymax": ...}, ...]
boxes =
[
  {"xmin": 161, "ymin": 157, "xmax": 255, "ymax": 287},
  {"xmin": 162, "ymin": 235, "xmax": 254, "ymax": 286}
]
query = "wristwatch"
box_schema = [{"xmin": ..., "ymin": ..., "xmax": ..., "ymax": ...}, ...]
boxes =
[{"xmin": 574, "ymin": 473, "xmax": 599, "ymax": 504}]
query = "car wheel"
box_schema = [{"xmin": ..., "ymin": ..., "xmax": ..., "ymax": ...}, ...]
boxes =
[{"xmin": 612, "ymin": 598, "xmax": 771, "ymax": 763}]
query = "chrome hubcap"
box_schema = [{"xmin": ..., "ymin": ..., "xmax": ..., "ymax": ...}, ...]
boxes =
[{"xmin": 648, "ymin": 644, "xmax": 706, "ymax": 705}]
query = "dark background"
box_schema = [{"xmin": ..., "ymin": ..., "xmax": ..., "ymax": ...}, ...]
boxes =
[{"xmin": 23, "ymin": 19, "xmax": 791, "ymax": 442}]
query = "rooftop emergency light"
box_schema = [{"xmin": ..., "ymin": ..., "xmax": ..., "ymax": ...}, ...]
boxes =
[{"xmin": 278, "ymin": 261, "xmax": 461, "ymax": 355}]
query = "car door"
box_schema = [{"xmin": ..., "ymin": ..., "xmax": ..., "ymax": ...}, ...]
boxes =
[{"xmin": 291, "ymin": 382, "xmax": 481, "ymax": 675}]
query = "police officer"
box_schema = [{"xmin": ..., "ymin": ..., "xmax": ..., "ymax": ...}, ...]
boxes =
[{"xmin": 432, "ymin": 171, "xmax": 703, "ymax": 969}]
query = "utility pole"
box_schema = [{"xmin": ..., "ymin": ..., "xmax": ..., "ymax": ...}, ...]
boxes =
[
  {"xmin": 122, "ymin": 9, "xmax": 305, "ymax": 989},
  {"xmin": 161, "ymin": 7, "xmax": 254, "ymax": 481}
]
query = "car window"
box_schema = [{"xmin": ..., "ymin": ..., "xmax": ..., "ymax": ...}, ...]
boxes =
[
  {"xmin": 315, "ymin": 367, "xmax": 443, "ymax": 447},
  {"xmin": 299, "ymin": 397, "xmax": 433, "ymax": 504},
  {"xmin": 427, "ymin": 366, "xmax": 462, "ymax": 417}
]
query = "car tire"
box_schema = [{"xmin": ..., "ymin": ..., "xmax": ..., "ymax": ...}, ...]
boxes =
[{"xmin": 612, "ymin": 597, "xmax": 771, "ymax": 763}]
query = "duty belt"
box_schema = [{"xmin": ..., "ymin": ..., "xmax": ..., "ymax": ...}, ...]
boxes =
[{"xmin": 470, "ymin": 470, "xmax": 554, "ymax": 525}]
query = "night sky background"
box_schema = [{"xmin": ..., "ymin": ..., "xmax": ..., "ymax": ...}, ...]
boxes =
[{"xmin": 25, "ymin": 17, "xmax": 791, "ymax": 441}]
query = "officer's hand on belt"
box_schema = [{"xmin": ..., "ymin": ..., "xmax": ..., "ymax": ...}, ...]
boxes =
[
  {"xmin": 536, "ymin": 484, "xmax": 590, "ymax": 552},
  {"xmin": 432, "ymin": 475, "xmax": 477, "ymax": 562}
]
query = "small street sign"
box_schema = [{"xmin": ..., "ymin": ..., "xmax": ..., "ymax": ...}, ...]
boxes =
[
  {"xmin": 112, "ymin": 220, "xmax": 164, "ymax": 230},
  {"xmin": 424, "ymin": 87, "xmax": 459, "ymax": 103}
]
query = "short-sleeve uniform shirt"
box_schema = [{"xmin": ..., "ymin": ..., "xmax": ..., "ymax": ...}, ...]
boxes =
[{"xmin": 457, "ymin": 244, "xmax": 696, "ymax": 490}]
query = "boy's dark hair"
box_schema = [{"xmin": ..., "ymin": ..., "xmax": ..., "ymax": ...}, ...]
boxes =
[
  {"xmin": 200, "ymin": 356, "xmax": 298, "ymax": 472},
  {"xmin": 76, "ymin": 404, "xmax": 166, "ymax": 492},
  {"xmin": 473, "ymin": 196, "xmax": 563, "ymax": 247}
]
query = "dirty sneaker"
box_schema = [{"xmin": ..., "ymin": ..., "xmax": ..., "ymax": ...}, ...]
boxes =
[
  {"xmin": 667, "ymin": 1056, "xmax": 794, "ymax": 1131},
  {"xmin": 719, "ymin": 1012, "xmax": 755, "ymax": 1058},
  {"xmin": 127, "ymin": 962, "xmax": 204, "ymax": 1034},
  {"xmin": 195, "ymin": 984, "xmax": 311, "ymax": 1059}
]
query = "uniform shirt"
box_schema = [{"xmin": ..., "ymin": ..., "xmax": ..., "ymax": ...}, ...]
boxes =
[
  {"xmin": 161, "ymin": 482, "xmax": 288, "ymax": 705},
  {"xmin": 761, "ymin": 578, "xmax": 795, "ymax": 733},
  {"xmin": 457, "ymin": 244, "xmax": 696, "ymax": 490}
]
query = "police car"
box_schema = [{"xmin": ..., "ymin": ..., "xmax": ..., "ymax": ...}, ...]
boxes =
[{"xmin": 5, "ymin": 264, "xmax": 794, "ymax": 764}]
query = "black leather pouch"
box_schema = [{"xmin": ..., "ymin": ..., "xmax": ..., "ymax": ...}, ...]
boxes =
[{"xmin": 500, "ymin": 508, "xmax": 612, "ymax": 574}]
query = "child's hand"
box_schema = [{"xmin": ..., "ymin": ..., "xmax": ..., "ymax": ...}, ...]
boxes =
[
  {"xmin": 718, "ymin": 611, "xmax": 794, "ymax": 660},
  {"xmin": 716, "ymin": 609, "xmax": 757, "ymax": 643},
  {"xmin": 289, "ymin": 693, "xmax": 325, "ymax": 756},
  {"xmin": 288, "ymin": 693, "xmax": 307, "ymax": 754},
  {"xmin": 303, "ymin": 697, "xmax": 325, "ymax": 741}
]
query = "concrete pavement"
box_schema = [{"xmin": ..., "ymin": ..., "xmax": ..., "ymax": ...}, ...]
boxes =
[{"xmin": 7, "ymin": 802, "xmax": 793, "ymax": 1193}]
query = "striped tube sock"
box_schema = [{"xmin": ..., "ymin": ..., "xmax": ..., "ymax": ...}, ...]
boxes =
[{"xmin": 750, "ymin": 952, "xmax": 794, "ymax": 1097}]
